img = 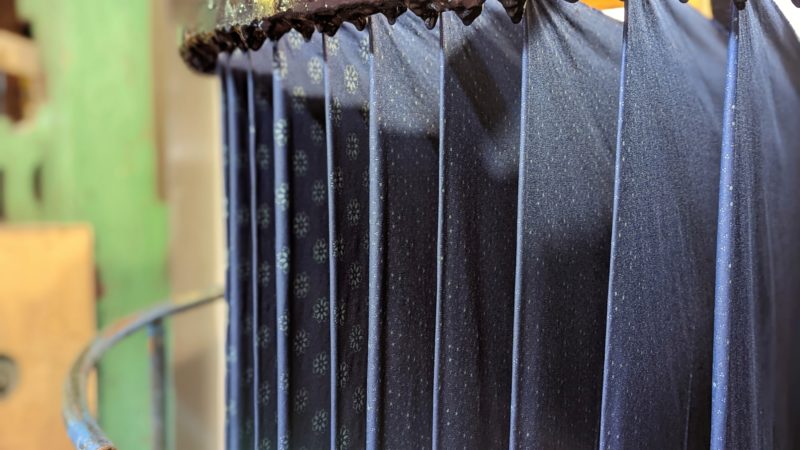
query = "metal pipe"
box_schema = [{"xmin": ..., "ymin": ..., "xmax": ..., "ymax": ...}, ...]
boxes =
[
  {"xmin": 148, "ymin": 319, "xmax": 167, "ymax": 450},
  {"xmin": 63, "ymin": 288, "xmax": 225, "ymax": 450}
]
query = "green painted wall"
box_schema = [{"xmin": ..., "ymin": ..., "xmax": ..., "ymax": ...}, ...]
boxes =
[{"xmin": 1, "ymin": 1, "xmax": 168, "ymax": 447}]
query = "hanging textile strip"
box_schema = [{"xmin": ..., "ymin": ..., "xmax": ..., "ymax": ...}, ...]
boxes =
[
  {"xmin": 509, "ymin": 1, "xmax": 621, "ymax": 448},
  {"xmin": 601, "ymin": 1, "xmax": 727, "ymax": 448},
  {"xmin": 711, "ymin": 1, "xmax": 800, "ymax": 448},
  {"xmin": 432, "ymin": 3, "xmax": 521, "ymax": 449}
]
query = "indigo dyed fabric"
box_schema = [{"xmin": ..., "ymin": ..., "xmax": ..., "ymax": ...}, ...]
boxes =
[
  {"xmin": 509, "ymin": 2, "xmax": 620, "ymax": 449},
  {"xmin": 213, "ymin": 2, "xmax": 800, "ymax": 450},
  {"xmin": 251, "ymin": 44, "xmax": 278, "ymax": 450},
  {"xmin": 433, "ymin": 5, "xmax": 520, "ymax": 449},
  {"xmin": 273, "ymin": 31, "xmax": 331, "ymax": 450},
  {"xmin": 367, "ymin": 13, "xmax": 439, "ymax": 450},
  {"xmin": 323, "ymin": 24, "xmax": 371, "ymax": 450},
  {"xmin": 222, "ymin": 51, "xmax": 256, "ymax": 450},
  {"xmin": 601, "ymin": 1, "xmax": 726, "ymax": 449},
  {"xmin": 711, "ymin": 2, "xmax": 800, "ymax": 449}
]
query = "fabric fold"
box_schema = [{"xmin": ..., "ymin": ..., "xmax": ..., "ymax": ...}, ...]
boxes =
[
  {"xmin": 711, "ymin": 2, "xmax": 800, "ymax": 449},
  {"xmin": 366, "ymin": 12, "xmax": 439, "ymax": 450},
  {"xmin": 323, "ymin": 23, "xmax": 372, "ymax": 450},
  {"xmin": 601, "ymin": 1, "xmax": 727, "ymax": 448},
  {"xmin": 508, "ymin": 1, "xmax": 621, "ymax": 448},
  {"xmin": 432, "ymin": 4, "xmax": 521, "ymax": 449},
  {"xmin": 272, "ymin": 31, "xmax": 331, "ymax": 450},
  {"xmin": 251, "ymin": 44, "xmax": 278, "ymax": 450},
  {"xmin": 222, "ymin": 51, "xmax": 256, "ymax": 450}
]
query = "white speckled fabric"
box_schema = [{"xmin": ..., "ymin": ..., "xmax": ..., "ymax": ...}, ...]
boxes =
[{"xmin": 216, "ymin": 1, "xmax": 800, "ymax": 449}]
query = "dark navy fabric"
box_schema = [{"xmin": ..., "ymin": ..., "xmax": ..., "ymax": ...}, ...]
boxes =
[
  {"xmin": 215, "ymin": 3, "xmax": 800, "ymax": 450},
  {"xmin": 366, "ymin": 12, "xmax": 439, "ymax": 450},
  {"xmin": 323, "ymin": 24, "xmax": 371, "ymax": 450},
  {"xmin": 432, "ymin": 5, "xmax": 520, "ymax": 449},
  {"xmin": 509, "ymin": 1, "xmax": 620, "ymax": 449},
  {"xmin": 601, "ymin": 1, "xmax": 726, "ymax": 449},
  {"xmin": 711, "ymin": 2, "xmax": 800, "ymax": 449}
]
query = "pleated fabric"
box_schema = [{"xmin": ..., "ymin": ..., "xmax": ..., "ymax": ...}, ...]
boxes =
[
  {"xmin": 432, "ymin": 4, "xmax": 520, "ymax": 449},
  {"xmin": 323, "ymin": 23, "xmax": 372, "ymax": 450},
  {"xmin": 222, "ymin": 51, "xmax": 256, "ymax": 450},
  {"xmin": 212, "ymin": 2, "xmax": 800, "ymax": 450},
  {"xmin": 600, "ymin": 2, "xmax": 727, "ymax": 448},
  {"xmin": 366, "ymin": 12, "xmax": 439, "ymax": 450},
  {"xmin": 711, "ymin": 2, "xmax": 800, "ymax": 449},
  {"xmin": 272, "ymin": 32, "xmax": 331, "ymax": 450},
  {"xmin": 508, "ymin": 1, "xmax": 620, "ymax": 448},
  {"xmin": 251, "ymin": 44, "xmax": 278, "ymax": 450}
]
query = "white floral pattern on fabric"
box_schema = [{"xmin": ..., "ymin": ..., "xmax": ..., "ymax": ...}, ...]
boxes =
[
  {"xmin": 294, "ymin": 329, "xmax": 310, "ymax": 354},
  {"xmin": 331, "ymin": 97, "xmax": 342, "ymax": 125},
  {"xmin": 346, "ymin": 132, "xmax": 359, "ymax": 160},
  {"xmin": 294, "ymin": 271, "xmax": 310, "ymax": 298},
  {"xmin": 311, "ymin": 122, "xmax": 324, "ymax": 146},
  {"xmin": 276, "ymin": 183, "xmax": 289, "ymax": 211},
  {"xmin": 331, "ymin": 167, "xmax": 344, "ymax": 192},
  {"xmin": 257, "ymin": 324, "xmax": 271, "ymax": 348},
  {"xmin": 346, "ymin": 199, "xmax": 360, "ymax": 226},
  {"xmin": 307, "ymin": 57, "xmax": 323, "ymax": 84},
  {"xmin": 359, "ymin": 37, "xmax": 370, "ymax": 63},
  {"xmin": 347, "ymin": 262, "xmax": 362, "ymax": 288},
  {"xmin": 313, "ymin": 239, "xmax": 328, "ymax": 264},
  {"xmin": 279, "ymin": 313, "xmax": 289, "ymax": 335},
  {"xmin": 293, "ymin": 149, "xmax": 309, "ymax": 176},
  {"xmin": 287, "ymin": 30, "xmax": 303, "ymax": 50},
  {"xmin": 293, "ymin": 212, "xmax": 310, "ymax": 238},
  {"xmin": 311, "ymin": 180, "xmax": 326, "ymax": 205},
  {"xmin": 326, "ymin": 35, "xmax": 340, "ymax": 57},
  {"xmin": 258, "ymin": 383, "xmax": 271, "ymax": 406},
  {"xmin": 274, "ymin": 50, "xmax": 288, "ymax": 79},
  {"xmin": 294, "ymin": 387, "xmax": 309, "ymax": 413},
  {"xmin": 338, "ymin": 361, "xmax": 350, "ymax": 388},
  {"xmin": 312, "ymin": 351, "xmax": 328, "ymax": 376},
  {"xmin": 257, "ymin": 205, "xmax": 271, "ymax": 229},
  {"xmin": 258, "ymin": 261, "xmax": 271, "ymax": 287},
  {"xmin": 277, "ymin": 247, "xmax": 290, "ymax": 273},
  {"xmin": 312, "ymin": 297, "xmax": 328, "ymax": 323},
  {"xmin": 311, "ymin": 409, "xmax": 329, "ymax": 434},
  {"xmin": 291, "ymin": 86, "xmax": 306, "ymax": 113},
  {"xmin": 349, "ymin": 324, "xmax": 364, "ymax": 352},
  {"xmin": 344, "ymin": 65, "xmax": 359, "ymax": 94},
  {"xmin": 257, "ymin": 144, "xmax": 270, "ymax": 169},
  {"xmin": 352, "ymin": 386, "xmax": 365, "ymax": 413},
  {"xmin": 337, "ymin": 426, "xmax": 351, "ymax": 449}
]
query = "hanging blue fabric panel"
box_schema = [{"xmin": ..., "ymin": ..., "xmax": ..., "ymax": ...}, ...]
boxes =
[
  {"xmin": 711, "ymin": 2, "xmax": 800, "ymax": 449},
  {"xmin": 271, "ymin": 31, "xmax": 331, "ymax": 450},
  {"xmin": 432, "ymin": 4, "xmax": 520, "ymax": 449},
  {"xmin": 601, "ymin": 1, "xmax": 727, "ymax": 448},
  {"xmin": 323, "ymin": 23, "xmax": 372, "ymax": 450},
  {"xmin": 508, "ymin": 1, "xmax": 620, "ymax": 449},
  {"xmin": 366, "ymin": 12, "xmax": 439, "ymax": 450},
  {"xmin": 250, "ymin": 44, "xmax": 278, "ymax": 450},
  {"xmin": 222, "ymin": 51, "xmax": 256, "ymax": 450}
]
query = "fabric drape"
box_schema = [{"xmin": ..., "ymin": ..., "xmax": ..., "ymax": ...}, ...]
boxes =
[
  {"xmin": 600, "ymin": 1, "xmax": 726, "ymax": 448},
  {"xmin": 711, "ymin": 2, "xmax": 800, "ymax": 449},
  {"xmin": 216, "ymin": 1, "xmax": 800, "ymax": 449}
]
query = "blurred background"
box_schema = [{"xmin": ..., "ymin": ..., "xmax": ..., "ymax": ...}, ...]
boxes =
[
  {"xmin": 0, "ymin": 1, "xmax": 797, "ymax": 450},
  {"xmin": 0, "ymin": 1, "xmax": 225, "ymax": 449}
]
